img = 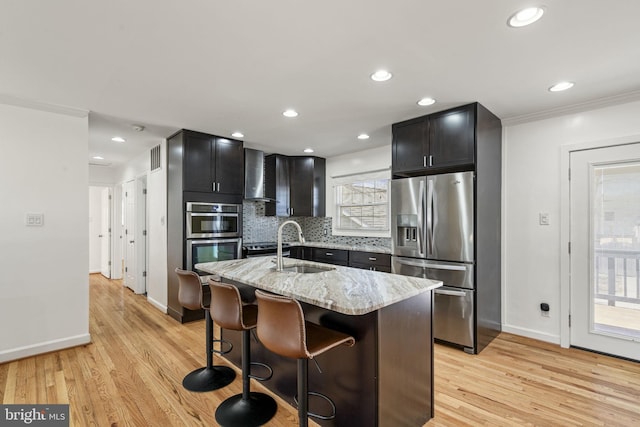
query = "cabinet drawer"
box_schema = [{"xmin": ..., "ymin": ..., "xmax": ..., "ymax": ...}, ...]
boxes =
[
  {"xmin": 311, "ymin": 248, "xmax": 349, "ymax": 266},
  {"xmin": 349, "ymin": 261, "xmax": 391, "ymax": 273},
  {"xmin": 349, "ymin": 251, "xmax": 391, "ymax": 268}
]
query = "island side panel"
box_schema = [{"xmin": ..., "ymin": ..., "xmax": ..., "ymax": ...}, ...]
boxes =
[
  {"xmin": 219, "ymin": 278, "xmax": 378, "ymax": 427},
  {"xmin": 377, "ymin": 290, "xmax": 433, "ymax": 426}
]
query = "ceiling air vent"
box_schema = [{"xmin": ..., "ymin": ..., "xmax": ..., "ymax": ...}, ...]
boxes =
[{"xmin": 150, "ymin": 145, "xmax": 161, "ymax": 171}]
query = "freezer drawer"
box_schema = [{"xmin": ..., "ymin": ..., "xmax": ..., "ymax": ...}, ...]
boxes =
[
  {"xmin": 391, "ymin": 256, "xmax": 474, "ymax": 289},
  {"xmin": 434, "ymin": 287, "xmax": 474, "ymax": 351}
]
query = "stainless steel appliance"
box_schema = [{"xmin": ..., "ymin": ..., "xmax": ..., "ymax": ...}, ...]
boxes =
[
  {"xmin": 242, "ymin": 242, "xmax": 290, "ymax": 258},
  {"xmin": 185, "ymin": 202, "xmax": 242, "ymax": 238},
  {"xmin": 187, "ymin": 238, "xmax": 242, "ymax": 277},
  {"xmin": 391, "ymin": 171, "xmax": 477, "ymax": 352}
]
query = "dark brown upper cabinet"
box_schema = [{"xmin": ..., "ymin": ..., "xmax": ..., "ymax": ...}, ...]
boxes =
[
  {"xmin": 265, "ymin": 154, "xmax": 326, "ymax": 217},
  {"xmin": 264, "ymin": 154, "xmax": 291, "ymax": 216},
  {"xmin": 176, "ymin": 129, "xmax": 244, "ymax": 196},
  {"xmin": 392, "ymin": 103, "xmax": 477, "ymax": 176}
]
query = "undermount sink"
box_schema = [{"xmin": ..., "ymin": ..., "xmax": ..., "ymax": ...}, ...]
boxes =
[{"xmin": 274, "ymin": 264, "xmax": 335, "ymax": 274}]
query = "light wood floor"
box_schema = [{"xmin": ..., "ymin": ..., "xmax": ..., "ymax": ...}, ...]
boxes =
[{"xmin": 1, "ymin": 274, "xmax": 639, "ymax": 426}]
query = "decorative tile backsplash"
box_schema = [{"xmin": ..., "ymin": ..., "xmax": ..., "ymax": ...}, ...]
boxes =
[{"xmin": 242, "ymin": 201, "xmax": 391, "ymax": 249}]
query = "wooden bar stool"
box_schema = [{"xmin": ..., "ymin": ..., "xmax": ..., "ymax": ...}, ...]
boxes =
[
  {"xmin": 175, "ymin": 268, "xmax": 235, "ymax": 392},
  {"xmin": 255, "ymin": 290, "xmax": 355, "ymax": 427},
  {"xmin": 209, "ymin": 280, "xmax": 277, "ymax": 427}
]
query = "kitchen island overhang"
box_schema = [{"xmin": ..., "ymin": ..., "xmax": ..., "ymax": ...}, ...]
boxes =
[{"xmin": 196, "ymin": 257, "xmax": 442, "ymax": 427}]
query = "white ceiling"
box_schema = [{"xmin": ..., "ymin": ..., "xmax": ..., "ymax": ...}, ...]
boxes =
[{"xmin": 2, "ymin": 1, "xmax": 640, "ymax": 169}]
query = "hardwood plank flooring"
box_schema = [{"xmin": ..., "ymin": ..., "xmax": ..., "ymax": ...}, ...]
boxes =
[{"xmin": 1, "ymin": 274, "xmax": 639, "ymax": 426}]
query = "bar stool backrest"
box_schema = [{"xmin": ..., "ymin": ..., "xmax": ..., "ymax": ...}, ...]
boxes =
[
  {"xmin": 255, "ymin": 290, "xmax": 309, "ymax": 359},
  {"xmin": 209, "ymin": 280, "xmax": 244, "ymax": 330},
  {"xmin": 175, "ymin": 268, "xmax": 203, "ymax": 311}
]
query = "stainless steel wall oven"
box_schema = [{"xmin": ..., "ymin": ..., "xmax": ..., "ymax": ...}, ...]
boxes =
[
  {"xmin": 186, "ymin": 202, "xmax": 242, "ymax": 238},
  {"xmin": 186, "ymin": 238, "xmax": 242, "ymax": 276}
]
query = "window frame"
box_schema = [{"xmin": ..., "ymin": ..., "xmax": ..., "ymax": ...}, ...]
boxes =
[{"xmin": 332, "ymin": 170, "xmax": 391, "ymax": 238}]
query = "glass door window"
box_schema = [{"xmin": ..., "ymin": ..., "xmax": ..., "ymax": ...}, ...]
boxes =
[{"xmin": 592, "ymin": 162, "xmax": 640, "ymax": 340}]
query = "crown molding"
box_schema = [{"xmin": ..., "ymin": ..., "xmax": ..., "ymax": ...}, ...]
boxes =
[
  {"xmin": 501, "ymin": 90, "xmax": 640, "ymax": 126},
  {"xmin": 0, "ymin": 93, "xmax": 88, "ymax": 118}
]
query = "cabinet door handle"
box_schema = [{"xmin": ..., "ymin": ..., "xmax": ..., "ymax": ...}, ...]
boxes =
[
  {"xmin": 290, "ymin": 208, "xmax": 294, "ymax": 216},
  {"xmin": 368, "ymin": 257, "xmax": 377, "ymax": 261},
  {"xmin": 423, "ymin": 155, "xmax": 427, "ymax": 168},
  {"xmin": 429, "ymin": 155, "xmax": 433, "ymax": 167},
  {"xmin": 212, "ymin": 182, "xmax": 216, "ymax": 192},
  {"xmin": 325, "ymin": 252, "xmax": 333, "ymax": 256},
  {"xmin": 217, "ymin": 182, "xmax": 220, "ymax": 192}
]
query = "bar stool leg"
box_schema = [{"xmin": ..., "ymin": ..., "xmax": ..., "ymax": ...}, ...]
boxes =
[
  {"xmin": 182, "ymin": 310, "xmax": 235, "ymax": 392},
  {"xmin": 215, "ymin": 330, "xmax": 277, "ymax": 426},
  {"xmin": 297, "ymin": 359, "xmax": 308, "ymax": 427}
]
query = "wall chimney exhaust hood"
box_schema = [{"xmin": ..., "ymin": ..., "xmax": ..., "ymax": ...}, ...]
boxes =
[{"xmin": 244, "ymin": 148, "xmax": 274, "ymax": 201}]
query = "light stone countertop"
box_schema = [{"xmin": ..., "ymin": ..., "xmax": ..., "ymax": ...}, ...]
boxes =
[{"xmin": 196, "ymin": 257, "xmax": 441, "ymax": 315}]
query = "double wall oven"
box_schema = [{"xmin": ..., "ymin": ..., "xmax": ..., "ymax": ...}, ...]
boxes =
[{"xmin": 185, "ymin": 202, "xmax": 242, "ymax": 277}]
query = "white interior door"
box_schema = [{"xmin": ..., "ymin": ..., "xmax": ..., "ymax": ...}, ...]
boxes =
[
  {"xmin": 124, "ymin": 180, "xmax": 136, "ymax": 291},
  {"xmin": 100, "ymin": 187, "xmax": 111, "ymax": 278},
  {"xmin": 135, "ymin": 176, "xmax": 147, "ymax": 294},
  {"xmin": 570, "ymin": 142, "xmax": 640, "ymax": 361}
]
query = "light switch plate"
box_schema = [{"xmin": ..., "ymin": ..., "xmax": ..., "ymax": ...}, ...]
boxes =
[
  {"xmin": 26, "ymin": 213, "xmax": 44, "ymax": 226},
  {"xmin": 539, "ymin": 212, "xmax": 549, "ymax": 226}
]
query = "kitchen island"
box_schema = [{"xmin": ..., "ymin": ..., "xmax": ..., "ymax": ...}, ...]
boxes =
[{"xmin": 196, "ymin": 257, "xmax": 441, "ymax": 427}]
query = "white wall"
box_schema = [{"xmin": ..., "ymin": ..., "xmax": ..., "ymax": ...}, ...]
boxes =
[
  {"xmin": 0, "ymin": 102, "xmax": 90, "ymax": 362},
  {"xmin": 89, "ymin": 164, "xmax": 116, "ymax": 186},
  {"xmin": 503, "ymin": 99, "xmax": 640, "ymax": 343},
  {"xmin": 88, "ymin": 186, "xmax": 104, "ymax": 273},
  {"xmin": 146, "ymin": 142, "xmax": 168, "ymax": 311}
]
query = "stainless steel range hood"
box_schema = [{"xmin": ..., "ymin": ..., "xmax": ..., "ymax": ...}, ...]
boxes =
[{"xmin": 244, "ymin": 148, "xmax": 273, "ymax": 201}]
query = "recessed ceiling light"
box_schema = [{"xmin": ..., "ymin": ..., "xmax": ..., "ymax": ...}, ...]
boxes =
[
  {"xmin": 357, "ymin": 134, "xmax": 370, "ymax": 140},
  {"xmin": 370, "ymin": 70, "xmax": 392, "ymax": 82},
  {"xmin": 111, "ymin": 136, "xmax": 125, "ymax": 143},
  {"xmin": 231, "ymin": 131, "xmax": 244, "ymax": 138},
  {"xmin": 303, "ymin": 148, "xmax": 314, "ymax": 153},
  {"xmin": 283, "ymin": 109, "xmax": 299, "ymax": 118},
  {"xmin": 549, "ymin": 81, "xmax": 575, "ymax": 92},
  {"xmin": 417, "ymin": 97, "xmax": 436, "ymax": 106},
  {"xmin": 93, "ymin": 156, "xmax": 104, "ymax": 160},
  {"xmin": 508, "ymin": 7, "xmax": 544, "ymax": 27}
]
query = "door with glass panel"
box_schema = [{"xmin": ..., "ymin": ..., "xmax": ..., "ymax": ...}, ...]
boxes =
[{"xmin": 570, "ymin": 143, "xmax": 640, "ymax": 361}]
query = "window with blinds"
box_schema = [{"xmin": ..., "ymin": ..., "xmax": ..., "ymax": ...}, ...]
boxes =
[{"xmin": 335, "ymin": 179, "xmax": 389, "ymax": 231}]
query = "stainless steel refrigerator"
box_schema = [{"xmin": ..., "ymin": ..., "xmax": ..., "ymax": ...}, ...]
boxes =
[{"xmin": 391, "ymin": 171, "xmax": 477, "ymax": 353}]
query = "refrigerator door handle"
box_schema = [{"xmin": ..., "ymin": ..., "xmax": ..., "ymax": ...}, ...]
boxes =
[
  {"xmin": 426, "ymin": 178, "xmax": 433, "ymax": 256},
  {"xmin": 417, "ymin": 179, "xmax": 425, "ymax": 256},
  {"xmin": 435, "ymin": 289, "xmax": 467, "ymax": 297}
]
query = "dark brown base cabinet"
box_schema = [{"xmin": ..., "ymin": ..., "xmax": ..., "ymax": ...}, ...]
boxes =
[{"xmin": 291, "ymin": 246, "xmax": 391, "ymax": 273}]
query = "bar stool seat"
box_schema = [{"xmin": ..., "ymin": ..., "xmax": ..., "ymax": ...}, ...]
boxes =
[
  {"xmin": 255, "ymin": 290, "xmax": 355, "ymax": 427},
  {"xmin": 210, "ymin": 280, "xmax": 277, "ymax": 427},
  {"xmin": 175, "ymin": 268, "xmax": 235, "ymax": 392}
]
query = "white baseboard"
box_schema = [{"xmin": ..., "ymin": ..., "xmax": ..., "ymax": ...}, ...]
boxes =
[
  {"xmin": 0, "ymin": 333, "xmax": 91, "ymax": 363},
  {"xmin": 502, "ymin": 325, "xmax": 560, "ymax": 345},
  {"xmin": 147, "ymin": 296, "xmax": 167, "ymax": 313}
]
